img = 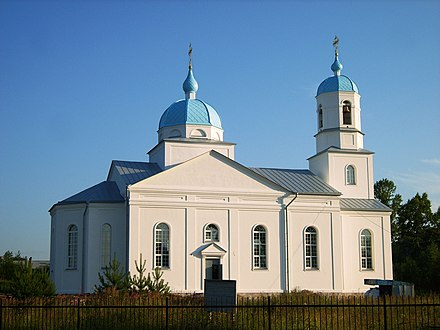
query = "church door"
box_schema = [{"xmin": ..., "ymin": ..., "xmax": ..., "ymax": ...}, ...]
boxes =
[{"xmin": 205, "ymin": 258, "xmax": 222, "ymax": 280}]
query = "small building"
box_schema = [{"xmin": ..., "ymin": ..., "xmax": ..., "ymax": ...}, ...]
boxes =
[{"xmin": 49, "ymin": 41, "xmax": 393, "ymax": 294}]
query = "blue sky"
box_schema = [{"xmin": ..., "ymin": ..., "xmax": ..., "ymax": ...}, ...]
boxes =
[{"xmin": 0, "ymin": 1, "xmax": 439, "ymax": 259}]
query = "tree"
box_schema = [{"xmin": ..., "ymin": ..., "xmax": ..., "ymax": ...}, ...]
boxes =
[
  {"xmin": 375, "ymin": 179, "xmax": 440, "ymax": 292},
  {"xmin": 130, "ymin": 253, "xmax": 150, "ymax": 293},
  {"xmin": 129, "ymin": 254, "xmax": 170, "ymax": 294},
  {"xmin": 10, "ymin": 257, "xmax": 55, "ymax": 298},
  {"xmin": 0, "ymin": 251, "xmax": 54, "ymax": 298},
  {"xmin": 393, "ymin": 192, "xmax": 440, "ymax": 292},
  {"xmin": 374, "ymin": 179, "xmax": 402, "ymax": 242},
  {"xmin": 94, "ymin": 254, "xmax": 130, "ymax": 294}
]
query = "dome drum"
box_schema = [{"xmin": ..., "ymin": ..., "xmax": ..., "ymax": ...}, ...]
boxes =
[{"xmin": 158, "ymin": 124, "xmax": 223, "ymax": 142}]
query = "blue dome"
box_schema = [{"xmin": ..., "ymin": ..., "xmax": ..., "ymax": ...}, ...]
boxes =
[
  {"xmin": 159, "ymin": 99, "xmax": 222, "ymax": 129},
  {"xmin": 317, "ymin": 75, "xmax": 359, "ymax": 96}
]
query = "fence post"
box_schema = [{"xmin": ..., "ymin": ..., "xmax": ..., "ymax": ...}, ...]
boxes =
[
  {"xmin": 268, "ymin": 296, "xmax": 271, "ymax": 330},
  {"xmin": 0, "ymin": 298, "xmax": 3, "ymax": 330},
  {"xmin": 77, "ymin": 298, "xmax": 81, "ymax": 330},
  {"xmin": 382, "ymin": 296, "xmax": 387, "ymax": 330},
  {"xmin": 165, "ymin": 297, "xmax": 169, "ymax": 330}
]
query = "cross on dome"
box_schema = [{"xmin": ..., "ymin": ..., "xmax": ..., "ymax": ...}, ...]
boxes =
[
  {"xmin": 331, "ymin": 35, "xmax": 343, "ymax": 76},
  {"xmin": 183, "ymin": 43, "xmax": 199, "ymax": 99}
]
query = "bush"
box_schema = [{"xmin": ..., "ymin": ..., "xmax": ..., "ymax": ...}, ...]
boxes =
[{"xmin": 10, "ymin": 257, "xmax": 56, "ymax": 298}]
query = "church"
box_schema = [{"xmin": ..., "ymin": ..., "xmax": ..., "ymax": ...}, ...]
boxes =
[{"xmin": 49, "ymin": 40, "xmax": 393, "ymax": 294}]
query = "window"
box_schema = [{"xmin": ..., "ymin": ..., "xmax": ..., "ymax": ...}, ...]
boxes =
[
  {"xmin": 101, "ymin": 223, "xmax": 111, "ymax": 268},
  {"xmin": 205, "ymin": 224, "xmax": 219, "ymax": 242},
  {"xmin": 346, "ymin": 165, "xmax": 356, "ymax": 185},
  {"xmin": 67, "ymin": 225, "xmax": 78, "ymax": 269},
  {"xmin": 318, "ymin": 105, "xmax": 323, "ymax": 129},
  {"xmin": 190, "ymin": 129, "xmax": 207, "ymax": 138},
  {"xmin": 253, "ymin": 225, "xmax": 267, "ymax": 269},
  {"xmin": 155, "ymin": 223, "xmax": 169, "ymax": 268},
  {"xmin": 342, "ymin": 101, "xmax": 352, "ymax": 125},
  {"xmin": 360, "ymin": 229, "xmax": 373, "ymax": 270},
  {"xmin": 304, "ymin": 226, "xmax": 318, "ymax": 269}
]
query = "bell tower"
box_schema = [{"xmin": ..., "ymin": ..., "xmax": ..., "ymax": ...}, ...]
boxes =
[{"xmin": 309, "ymin": 37, "xmax": 374, "ymax": 199}]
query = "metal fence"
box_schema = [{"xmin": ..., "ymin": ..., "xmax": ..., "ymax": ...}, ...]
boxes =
[{"xmin": 1, "ymin": 294, "xmax": 439, "ymax": 329}]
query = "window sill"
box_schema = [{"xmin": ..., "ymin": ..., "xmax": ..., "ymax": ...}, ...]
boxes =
[{"xmin": 304, "ymin": 268, "xmax": 320, "ymax": 271}]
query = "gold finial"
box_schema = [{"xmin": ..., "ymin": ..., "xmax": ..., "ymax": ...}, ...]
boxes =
[
  {"xmin": 188, "ymin": 43, "xmax": 193, "ymax": 69},
  {"xmin": 332, "ymin": 35, "xmax": 339, "ymax": 56}
]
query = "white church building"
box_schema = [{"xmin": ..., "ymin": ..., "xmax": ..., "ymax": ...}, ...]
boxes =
[{"xmin": 49, "ymin": 42, "xmax": 393, "ymax": 294}]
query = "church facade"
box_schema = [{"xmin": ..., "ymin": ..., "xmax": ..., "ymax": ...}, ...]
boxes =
[{"xmin": 49, "ymin": 43, "xmax": 393, "ymax": 294}]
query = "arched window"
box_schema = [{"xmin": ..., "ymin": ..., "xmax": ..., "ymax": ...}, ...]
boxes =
[
  {"xmin": 253, "ymin": 225, "xmax": 267, "ymax": 269},
  {"xmin": 204, "ymin": 224, "xmax": 219, "ymax": 242},
  {"xmin": 360, "ymin": 229, "xmax": 373, "ymax": 270},
  {"xmin": 155, "ymin": 223, "xmax": 170, "ymax": 268},
  {"xmin": 304, "ymin": 226, "xmax": 318, "ymax": 269},
  {"xmin": 67, "ymin": 224, "xmax": 78, "ymax": 269},
  {"xmin": 190, "ymin": 129, "xmax": 207, "ymax": 138},
  {"xmin": 101, "ymin": 223, "xmax": 111, "ymax": 268},
  {"xmin": 346, "ymin": 165, "xmax": 356, "ymax": 185},
  {"xmin": 318, "ymin": 105, "xmax": 323, "ymax": 129},
  {"xmin": 342, "ymin": 101, "xmax": 352, "ymax": 125}
]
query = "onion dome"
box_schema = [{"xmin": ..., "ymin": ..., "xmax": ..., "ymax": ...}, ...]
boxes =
[
  {"xmin": 317, "ymin": 53, "xmax": 359, "ymax": 96},
  {"xmin": 159, "ymin": 98, "xmax": 222, "ymax": 129},
  {"xmin": 183, "ymin": 68, "xmax": 198, "ymax": 96},
  {"xmin": 158, "ymin": 58, "xmax": 222, "ymax": 129}
]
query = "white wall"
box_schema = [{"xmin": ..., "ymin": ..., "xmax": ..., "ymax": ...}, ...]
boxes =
[
  {"xmin": 287, "ymin": 196, "xmax": 341, "ymax": 292},
  {"xmin": 50, "ymin": 205, "xmax": 85, "ymax": 294},
  {"xmin": 341, "ymin": 212, "xmax": 393, "ymax": 292},
  {"xmin": 83, "ymin": 204, "xmax": 126, "ymax": 293},
  {"xmin": 50, "ymin": 203, "xmax": 125, "ymax": 294}
]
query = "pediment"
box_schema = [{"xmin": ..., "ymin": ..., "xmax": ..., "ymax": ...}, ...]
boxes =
[
  {"xmin": 192, "ymin": 243, "xmax": 227, "ymax": 258},
  {"xmin": 130, "ymin": 151, "xmax": 287, "ymax": 194}
]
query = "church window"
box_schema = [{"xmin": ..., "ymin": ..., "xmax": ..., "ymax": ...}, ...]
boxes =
[
  {"xmin": 304, "ymin": 226, "xmax": 318, "ymax": 269},
  {"xmin": 67, "ymin": 224, "xmax": 78, "ymax": 269},
  {"xmin": 155, "ymin": 223, "xmax": 170, "ymax": 268},
  {"xmin": 360, "ymin": 229, "xmax": 373, "ymax": 270},
  {"xmin": 342, "ymin": 101, "xmax": 352, "ymax": 125},
  {"xmin": 346, "ymin": 165, "xmax": 356, "ymax": 185},
  {"xmin": 318, "ymin": 105, "xmax": 323, "ymax": 129},
  {"xmin": 204, "ymin": 224, "xmax": 219, "ymax": 242},
  {"xmin": 190, "ymin": 129, "xmax": 207, "ymax": 138},
  {"xmin": 101, "ymin": 223, "xmax": 111, "ymax": 268},
  {"xmin": 253, "ymin": 225, "xmax": 267, "ymax": 269}
]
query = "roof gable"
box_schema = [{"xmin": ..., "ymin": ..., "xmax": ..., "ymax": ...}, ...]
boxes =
[{"xmin": 131, "ymin": 151, "xmax": 289, "ymax": 194}]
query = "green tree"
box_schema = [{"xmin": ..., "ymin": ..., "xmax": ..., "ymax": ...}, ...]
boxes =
[
  {"xmin": 10, "ymin": 257, "xmax": 55, "ymax": 298},
  {"xmin": 94, "ymin": 254, "xmax": 129, "ymax": 293},
  {"xmin": 147, "ymin": 267, "xmax": 171, "ymax": 294},
  {"xmin": 129, "ymin": 253, "xmax": 150, "ymax": 293},
  {"xmin": 374, "ymin": 178, "xmax": 402, "ymax": 242},
  {"xmin": 129, "ymin": 254, "xmax": 170, "ymax": 294},
  {"xmin": 393, "ymin": 192, "xmax": 440, "ymax": 292}
]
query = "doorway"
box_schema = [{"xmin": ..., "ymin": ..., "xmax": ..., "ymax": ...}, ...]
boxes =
[{"xmin": 205, "ymin": 258, "xmax": 222, "ymax": 280}]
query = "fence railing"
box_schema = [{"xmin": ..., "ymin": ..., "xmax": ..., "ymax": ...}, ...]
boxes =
[{"xmin": 1, "ymin": 294, "xmax": 439, "ymax": 329}]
